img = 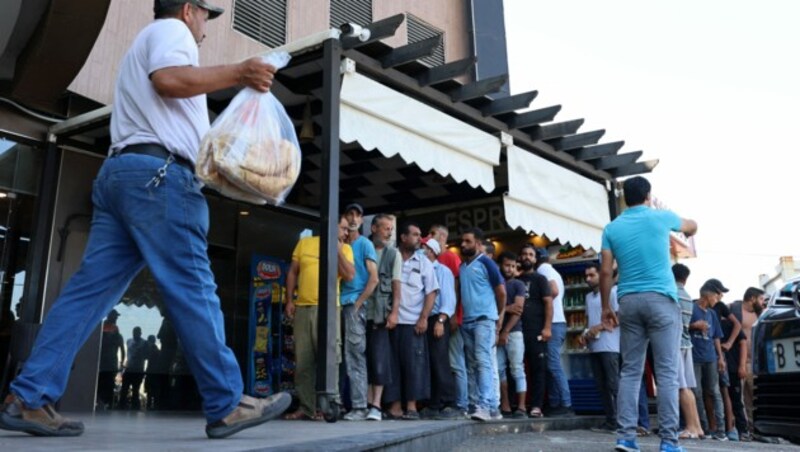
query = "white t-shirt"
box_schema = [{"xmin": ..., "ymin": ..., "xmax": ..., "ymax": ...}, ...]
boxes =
[
  {"xmin": 110, "ymin": 19, "xmax": 209, "ymax": 163},
  {"xmin": 585, "ymin": 286, "xmax": 620, "ymax": 353},
  {"xmin": 537, "ymin": 263, "xmax": 565, "ymax": 323}
]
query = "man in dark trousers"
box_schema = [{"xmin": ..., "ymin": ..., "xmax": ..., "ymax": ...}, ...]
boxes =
[
  {"xmin": 97, "ymin": 309, "xmax": 125, "ymax": 409},
  {"xmin": 514, "ymin": 244, "xmax": 552, "ymax": 418},
  {"xmin": 0, "ymin": 0, "xmax": 289, "ymax": 438}
]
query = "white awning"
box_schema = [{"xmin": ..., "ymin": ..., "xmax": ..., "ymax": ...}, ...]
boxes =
[
  {"xmin": 340, "ymin": 71, "xmax": 501, "ymax": 192},
  {"xmin": 504, "ymin": 146, "xmax": 610, "ymax": 250}
]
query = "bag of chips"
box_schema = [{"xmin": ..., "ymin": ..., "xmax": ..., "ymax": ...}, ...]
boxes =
[{"xmin": 197, "ymin": 51, "xmax": 301, "ymax": 205}]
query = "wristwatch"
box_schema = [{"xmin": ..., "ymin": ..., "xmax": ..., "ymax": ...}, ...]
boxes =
[{"xmin": 437, "ymin": 316, "xmax": 447, "ymax": 324}]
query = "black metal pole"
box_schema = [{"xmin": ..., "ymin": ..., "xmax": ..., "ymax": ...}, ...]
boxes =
[
  {"xmin": 316, "ymin": 38, "xmax": 342, "ymax": 401},
  {"xmin": 21, "ymin": 137, "xmax": 62, "ymax": 323}
]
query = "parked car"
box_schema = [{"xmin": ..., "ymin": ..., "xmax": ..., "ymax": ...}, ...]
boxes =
[{"xmin": 751, "ymin": 276, "xmax": 800, "ymax": 443}]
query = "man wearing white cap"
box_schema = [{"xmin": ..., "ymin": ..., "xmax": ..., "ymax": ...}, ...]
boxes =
[{"xmin": 420, "ymin": 238, "xmax": 461, "ymax": 419}]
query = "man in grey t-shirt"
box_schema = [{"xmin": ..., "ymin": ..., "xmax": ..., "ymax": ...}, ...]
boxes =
[{"xmin": 672, "ymin": 264, "xmax": 704, "ymax": 439}]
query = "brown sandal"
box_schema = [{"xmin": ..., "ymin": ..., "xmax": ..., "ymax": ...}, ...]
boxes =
[{"xmin": 529, "ymin": 407, "xmax": 543, "ymax": 418}]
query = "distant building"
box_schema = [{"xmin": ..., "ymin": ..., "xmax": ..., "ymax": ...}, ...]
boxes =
[{"xmin": 760, "ymin": 256, "xmax": 800, "ymax": 295}]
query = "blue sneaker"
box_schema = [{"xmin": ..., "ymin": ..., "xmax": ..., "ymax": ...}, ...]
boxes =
[
  {"xmin": 659, "ymin": 441, "xmax": 686, "ymax": 452},
  {"xmin": 615, "ymin": 439, "xmax": 640, "ymax": 452}
]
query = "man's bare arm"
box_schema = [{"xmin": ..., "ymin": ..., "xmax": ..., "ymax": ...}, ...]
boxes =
[{"xmin": 151, "ymin": 58, "xmax": 275, "ymax": 98}]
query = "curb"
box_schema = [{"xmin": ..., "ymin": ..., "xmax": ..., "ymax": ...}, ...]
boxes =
[{"xmin": 256, "ymin": 415, "xmax": 605, "ymax": 451}]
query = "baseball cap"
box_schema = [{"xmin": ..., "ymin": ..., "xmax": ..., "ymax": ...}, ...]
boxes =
[
  {"xmin": 701, "ymin": 278, "xmax": 729, "ymax": 294},
  {"xmin": 534, "ymin": 247, "xmax": 549, "ymax": 260},
  {"xmin": 155, "ymin": 0, "xmax": 225, "ymax": 19},
  {"xmin": 421, "ymin": 237, "xmax": 441, "ymax": 256},
  {"xmin": 107, "ymin": 309, "xmax": 120, "ymax": 319},
  {"xmin": 344, "ymin": 203, "xmax": 364, "ymax": 215}
]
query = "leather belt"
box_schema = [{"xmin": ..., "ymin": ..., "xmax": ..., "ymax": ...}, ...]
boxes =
[{"xmin": 114, "ymin": 143, "xmax": 194, "ymax": 173}]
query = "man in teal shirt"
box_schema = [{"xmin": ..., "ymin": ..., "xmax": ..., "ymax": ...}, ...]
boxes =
[
  {"xmin": 600, "ymin": 176, "xmax": 697, "ymax": 452},
  {"xmin": 340, "ymin": 203, "xmax": 378, "ymax": 421}
]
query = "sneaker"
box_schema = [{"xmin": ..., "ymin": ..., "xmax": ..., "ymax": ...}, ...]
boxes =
[
  {"xmin": 726, "ymin": 429, "xmax": 739, "ymax": 441},
  {"xmin": 343, "ymin": 408, "xmax": 368, "ymax": 421},
  {"xmin": 712, "ymin": 431, "xmax": 728, "ymax": 441},
  {"xmin": 548, "ymin": 406, "xmax": 575, "ymax": 417},
  {"xmin": 511, "ymin": 409, "xmax": 527, "ymax": 419},
  {"xmin": 0, "ymin": 394, "xmax": 84, "ymax": 437},
  {"xmin": 615, "ymin": 439, "xmax": 641, "ymax": 452},
  {"xmin": 470, "ymin": 408, "xmax": 491, "ymax": 422},
  {"xmin": 489, "ymin": 409, "xmax": 503, "ymax": 420},
  {"xmin": 659, "ymin": 441, "xmax": 686, "ymax": 452},
  {"xmin": 206, "ymin": 392, "xmax": 291, "ymax": 439},
  {"xmin": 435, "ymin": 407, "xmax": 462, "ymax": 420},
  {"xmin": 418, "ymin": 407, "xmax": 437, "ymax": 419},
  {"xmin": 366, "ymin": 406, "xmax": 382, "ymax": 421}
]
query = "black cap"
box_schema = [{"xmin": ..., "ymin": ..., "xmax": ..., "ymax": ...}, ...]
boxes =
[
  {"xmin": 344, "ymin": 203, "xmax": 364, "ymax": 215},
  {"xmin": 534, "ymin": 247, "xmax": 549, "ymax": 260},
  {"xmin": 701, "ymin": 278, "xmax": 729, "ymax": 294},
  {"xmin": 155, "ymin": 0, "xmax": 224, "ymax": 19},
  {"xmin": 107, "ymin": 309, "xmax": 120, "ymax": 319}
]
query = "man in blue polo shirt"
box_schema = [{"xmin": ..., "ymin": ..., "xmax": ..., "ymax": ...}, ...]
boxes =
[
  {"xmin": 459, "ymin": 228, "xmax": 506, "ymax": 421},
  {"xmin": 600, "ymin": 176, "xmax": 697, "ymax": 452}
]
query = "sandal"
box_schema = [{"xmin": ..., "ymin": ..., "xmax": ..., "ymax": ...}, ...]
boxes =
[
  {"xmin": 636, "ymin": 426, "xmax": 651, "ymax": 437},
  {"xmin": 679, "ymin": 431, "xmax": 703, "ymax": 440},
  {"xmin": 283, "ymin": 410, "xmax": 324, "ymax": 421},
  {"xmin": 383, "ymin": 411, "xmax": 403, "ymax": 420},
  {"xmin": 401, "ymin": 410, "xmax": 420, "ymax": 420},
  {"xmin": 529, "ymin": 407, "xmax": 543, "ymax": 418}
]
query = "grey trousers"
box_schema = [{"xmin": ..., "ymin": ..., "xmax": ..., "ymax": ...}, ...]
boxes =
[
  {"xmin": 693, "ymin": 361, "xmax": 725, "ymax": 433},
  {"xmin": 617, "ymin": 293, "xmax": 682, "ymax": 447},
  {"xmin": 590, "ymin": 352, "xmax": 620, "ymax": 426},
  {"xmin": 343, "ymin": 304, "xmax": 368, "ymax": 409}
]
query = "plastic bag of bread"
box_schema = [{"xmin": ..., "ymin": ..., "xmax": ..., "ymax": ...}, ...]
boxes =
[{"xmin": 197, "ymin": 51, "xmax": 301, "ymax": 205}]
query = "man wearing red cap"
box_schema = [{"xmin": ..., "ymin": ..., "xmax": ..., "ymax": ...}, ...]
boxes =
[{"xmin": 0, "ymin": 0, "xmax": 288, "ymax": 439}]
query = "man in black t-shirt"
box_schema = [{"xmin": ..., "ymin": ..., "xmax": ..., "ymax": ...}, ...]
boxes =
[
  {"xmin": 496, "ymin": 252, "xmax": 528, "ymax": 418},
  {"xmin": 511, "ymin": 244, "xmax": 553, "ymax": 418},
  {"xmin": 709, "ymin": 283, "xmax": 748, "ymax": 441}
]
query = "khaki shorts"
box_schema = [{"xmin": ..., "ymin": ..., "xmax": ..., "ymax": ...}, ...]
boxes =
[{"xmin": 677, "ymin": 347, "xmax": 697, "ymax": 389}]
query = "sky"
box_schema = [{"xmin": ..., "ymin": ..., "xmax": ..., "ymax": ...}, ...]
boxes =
[{"xmin": 504, "ymin": 0, "xmax": 800, "ymax": 300}]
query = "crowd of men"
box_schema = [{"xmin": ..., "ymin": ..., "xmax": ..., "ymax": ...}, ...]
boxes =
[{"xmin": 282, "ymin": 203, "xmax": 579, "ymax": 422}]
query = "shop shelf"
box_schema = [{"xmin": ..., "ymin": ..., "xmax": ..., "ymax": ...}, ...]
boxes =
[
  {"xmin": 563, "ymin": 306, "xmax": 586, "ymax": 313},
  {"xmin": 566, "ymin": 327, "xmax": 585, "ymax": 333},
  {"xmin": 552, "ymin": 256, "xmax": 599, "ymax": 266},
  {"xmin": 566, "ymin": 349, "xmax": 590, "ymax": 355}
]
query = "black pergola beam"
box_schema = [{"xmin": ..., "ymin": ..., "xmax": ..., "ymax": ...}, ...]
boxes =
[
  {"xmin": 340, "ymin": 14, "xmax": 405, "ymax": 50},
  {"xmin": 593, "ymin": 151, "xmax": 643, "ymax": 170},
  {"xmin": 480, "ymin": 90, "xmax": 538, "ymax": 117},
  {"xmin": 448, "ymin": 74, "xmax": 508, "ymax": 102},
  {"xmin": 569, "ymin": 141, "xmax": 625, "ymax": 161},
  {"xmin": 416, "ymin": 57, "xmax": 476, "ymax": 86},
  {"xmin": 547, "ymin": 129, "xmax": 605, "ymax": 151},
  {"xmin": 525, "ymin": 119, "xmax": 584, "ymax": 141},
  {"xmin": 609, "ymin": 159, "xmax": 659, "ymax": 177},
  {"xmin": 380, "ymin": 36, "xmax": 442, "ymax": 68},
  {"xmin": 502, "ymin": 105, "xmax": 561, "ymax": 128}
]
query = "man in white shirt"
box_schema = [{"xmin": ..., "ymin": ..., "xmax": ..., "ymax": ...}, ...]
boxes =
[
  {"xmin": 0, "ymin": 1, "xmax": 289, "ymax": 439},
  {"xmin": 535, "ymin": 248, "xmax": 573, "ymax": 416}
]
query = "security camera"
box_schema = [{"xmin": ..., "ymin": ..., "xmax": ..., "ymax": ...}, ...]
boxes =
[{"xmin": 340, "ymin": 23, "xmax": 371, "ymax": 42}]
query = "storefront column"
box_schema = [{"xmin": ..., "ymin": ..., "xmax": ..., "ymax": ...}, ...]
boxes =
[{"xmin": 316, "ymin": 38, "xmax": 342, "ymax": 405}]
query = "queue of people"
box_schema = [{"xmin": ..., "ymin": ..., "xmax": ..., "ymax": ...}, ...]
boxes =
[{"xmin": 278, "ymin": 202, "xmax": 585, "ymax": 423}]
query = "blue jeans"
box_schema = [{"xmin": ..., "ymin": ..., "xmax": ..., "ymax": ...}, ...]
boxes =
[
  {"xmin": 496, "ymin": 331, "xmax": 526, "ymax": 392},
  {"xmin": 461, "ymin": 319, "xmax": 498, "ymax": 411},
  {"xmin": 639, "ymin": 377, "xmax": 650, "ymax": 429},
  {"xmin": 10, "ymin": 154, "xmax": 242, "ymax": 423},
  {"xmin": 448, "ymin": 326, "xmax": 468, "ymax": 410},
  {"xmin": 617, "ymin": 293, "xmax": 682, "ymax": 447},
  {"xmin": 547, "ymin": 322, "xmax": 571, "ymax": 408}
]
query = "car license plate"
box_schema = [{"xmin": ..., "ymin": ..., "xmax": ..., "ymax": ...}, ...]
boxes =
[{"xmin": 767, "ymin": 338, "xmax": 800, "ymax": 374}]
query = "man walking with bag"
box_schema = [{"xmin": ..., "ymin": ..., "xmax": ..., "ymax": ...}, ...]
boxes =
[{"xmin": 0, "ymin": 1, "xmax": 290, "ymax": 438}]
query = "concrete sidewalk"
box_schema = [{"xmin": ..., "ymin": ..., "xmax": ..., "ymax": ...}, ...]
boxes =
[{"xmin": 0, "ymin": 411, "xmax": 603, "ymax": 451}]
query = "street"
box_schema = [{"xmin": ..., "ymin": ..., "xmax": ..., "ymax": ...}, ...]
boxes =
[{"xmin": 454, "ymin": 429, "xmax": 800, "ymax": 452}]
